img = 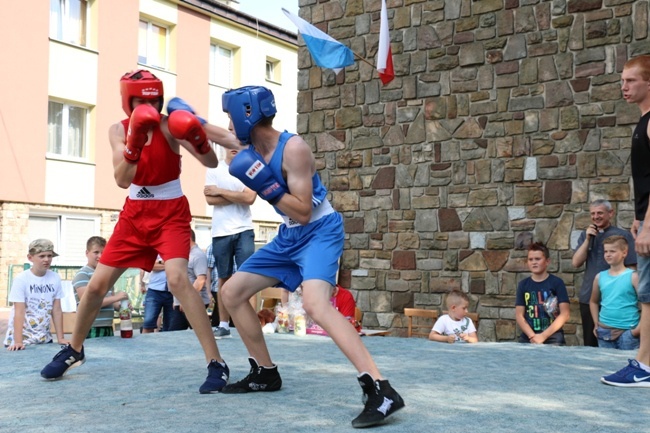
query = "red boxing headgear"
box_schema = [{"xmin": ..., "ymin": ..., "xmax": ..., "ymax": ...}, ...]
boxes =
[{"xmin": 120, "ymin": 70, "xmax": 164, "ymax": 116}]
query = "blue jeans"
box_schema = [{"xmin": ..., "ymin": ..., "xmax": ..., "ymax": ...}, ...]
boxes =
[
  {"xmin": 143, "ymin": 289, "xmax": 173, "ymax": 331},
  {"xmin": 597, "ymin": 328, "xmax": 640, "ymax": 350},
  {"xmin": 212, "ymin": 229, "xmax": 255, "ymax": 279}
]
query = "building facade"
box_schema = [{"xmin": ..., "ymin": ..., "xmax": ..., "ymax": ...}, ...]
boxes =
[
  {"xmin": 0, "ymin": 0, "xmax": 297, "ymax": 305},
  {"xmin": 299, "ymin": 0, "xmax": 649, "ymax": 343}
]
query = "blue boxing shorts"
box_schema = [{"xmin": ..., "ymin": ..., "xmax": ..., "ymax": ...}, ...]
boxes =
[{"xmin": 239, "ymin": 211, "xmax": 344, "ymax": 291}]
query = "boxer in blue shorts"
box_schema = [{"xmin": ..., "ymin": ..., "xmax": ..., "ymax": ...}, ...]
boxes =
[
  {"xmin": 601, "ymin": 55, "xmax": 650, "ymax": 387},
  {"xmin": 219, "ymin": 86, "xmax": 404, "ymax": 428}
]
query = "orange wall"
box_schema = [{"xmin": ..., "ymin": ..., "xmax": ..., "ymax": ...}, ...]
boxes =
[
  {"xmin": 0, "ymin": 2, "xmax": 50, "ymax": 202},
  {"xmin": 94, "ymin": 1, "xmax": 143, "ymax": 210},
  {"xmin": 176, "ymin": 6, "xmax": 212, "ymax": 216},
  {"xmin": 93, "ymin": 3, "xmax": 214, "ymax": 214},
  {"xmin": 0, "ymin": 2, "xmax": 295, "ymax": 218}
]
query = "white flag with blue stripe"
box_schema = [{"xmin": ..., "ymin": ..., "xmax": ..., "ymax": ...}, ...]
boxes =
[{"xmin": 282, "ymin": 8, "xmax": 354, "ymax": 74}]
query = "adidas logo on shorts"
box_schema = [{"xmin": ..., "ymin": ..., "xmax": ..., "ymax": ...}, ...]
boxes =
[{"xmin": 136, "ymin": 187, "xmax": 155, "ymax": 198}]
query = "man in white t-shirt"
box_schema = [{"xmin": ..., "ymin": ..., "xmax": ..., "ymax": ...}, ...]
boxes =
[{"xmin": 204, "ymin": 147, "xmax": 256, "ymax": 339}]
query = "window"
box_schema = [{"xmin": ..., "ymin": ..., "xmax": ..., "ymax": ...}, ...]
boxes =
[
  {"xmin": 50, "ymin": 0, "xmax": 88, "ymax": 46},
  {"xmin": 29, "ymin": 214, "xmax": 99, "ymax": 264},
  {"xmin": 265, "ymin": 57, "xmax": 280, "ymax": 83},
  {"xmin": 265, "ymin": 61, "xmax": 274, "ymax": 81},
  {"xmin": 209, "ymin": 43, "xmax": 233, "ymax": 88},
  {"xmin": 48, "ymin": 100, "xmax": 87, "ymax": 159},
  {"xmin": 138, "ymin": 19, "xmax": 168, "ymax": 69}
]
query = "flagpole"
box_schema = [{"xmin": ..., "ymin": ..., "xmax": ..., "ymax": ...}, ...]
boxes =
[{"xmin": 353, "ymin": 51, "xmax": 376, "ymax": 69}]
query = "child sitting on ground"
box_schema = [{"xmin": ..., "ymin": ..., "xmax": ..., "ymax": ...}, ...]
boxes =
[
  {"xmin": 590, "ymin": 235, "xmax": 640, "ymax": 350},
  {"xmin": 429, "ymin": 289, "xmax": 478, "ymax": 343}
]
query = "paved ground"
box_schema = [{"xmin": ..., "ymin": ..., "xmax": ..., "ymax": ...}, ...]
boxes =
[
  {"xmin": 1, "ymin": 320, "xmax": 649, "ymax": 433},
  {"xmin": 0, "ymin": 308, "xmax": 9, "ymax": 338}
]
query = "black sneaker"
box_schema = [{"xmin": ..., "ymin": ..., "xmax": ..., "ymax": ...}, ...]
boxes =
[
  {"xmin": 351, "ymin": 373, "xmax": 405, "ymax": 428},
  {"xmin": 221, "ymin": 357, "xmax": 282, "ymax": 393},
  {"xmin": 199, "ymin": 359, "xmax": 230, "ymax": 394},
  {"xmin": 40, "ymin": 344, "xmax": 86, "ymax": 380}
]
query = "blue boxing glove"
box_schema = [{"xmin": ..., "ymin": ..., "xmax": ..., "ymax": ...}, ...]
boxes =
[
  {"xmin": 167, "ymin": 97, "xmax": 206, "ymax": 125},
  {"xmin": 229, "ymin": 148, "xmax": 287, "ymax": 205}
]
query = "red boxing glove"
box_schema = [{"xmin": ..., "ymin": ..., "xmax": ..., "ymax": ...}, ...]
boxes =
[
  {"xmin": 168, "ymin": 110, "xmax": 210, "ymax": 155},
  {"xmin": 124, "ymin": 104, "xmax": 160, "ymax": 164}
]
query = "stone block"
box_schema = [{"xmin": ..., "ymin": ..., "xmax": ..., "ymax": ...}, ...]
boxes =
[
  {"xmin": 568, "ymin": 0, "xmax": 604, "ymax": 14},
  {"xmin": 392, "ymin": 250, "xmax": 416, "ymax": 270},
  {"xmin": 371, "ymin": 167, "xmax": 396, "ymax": 190},
  {"xmin": 545, "ymin": 81, "xmax": 574, "ymax": 107},
  {"xmin": 495, "ymin": 319, "xmax": 517, "ymax": 340}
]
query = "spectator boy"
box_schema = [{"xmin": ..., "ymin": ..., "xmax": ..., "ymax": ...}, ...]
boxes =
[
  {"xmin": 590, "ymin": 236, "xmax": 640, "ymax": 350},
  {"xmin": 429, "ymin": 289, "xmax": 478, "ymax": 344},
  {"xmin": 4, "ymin": 239, "xmax": 69, "ymax": 350},
  {"xmin": 515, "ymin": 242, "xmax": 571, "ymax": 345},
  {"xmin": 331, "ymin": 284, "xmax": 357, "ymax": 319},
  {"xmin": 72, "ymin": 236, "xmax": 128, "ymax": 338}
]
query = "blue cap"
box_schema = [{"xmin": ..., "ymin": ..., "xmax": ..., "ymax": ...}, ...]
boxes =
[{"xmin": 222, "ymin": 86, "xmax": 277, "ymax": 144}]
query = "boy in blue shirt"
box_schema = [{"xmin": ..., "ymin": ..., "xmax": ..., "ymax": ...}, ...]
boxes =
[{"xmin": 590, "ymin": 235, "xmax": 640, "ymax": 350}]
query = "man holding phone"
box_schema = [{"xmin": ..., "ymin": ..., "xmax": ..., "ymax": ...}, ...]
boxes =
[{"xmin": 572, "ymin": 199, "xmax": 637, "ymax": 346}]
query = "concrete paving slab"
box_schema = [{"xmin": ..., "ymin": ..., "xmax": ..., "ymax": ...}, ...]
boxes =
[{"xmin": 0, "ymin": 328, "xmax": 648, "ymax": 433}]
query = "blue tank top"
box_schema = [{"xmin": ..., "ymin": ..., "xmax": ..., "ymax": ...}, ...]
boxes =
[
  {"xmin": 598, "ymin": 268, "xmax": 639, "ymax": 329},
  {"xmin": 262, "ymin": 131, "xmax": 328, "ymax": 217}
]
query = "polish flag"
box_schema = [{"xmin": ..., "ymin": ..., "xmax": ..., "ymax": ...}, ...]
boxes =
[{"xmin": 377, "ymin": 0, "xmax": 394, "ymax": 85}]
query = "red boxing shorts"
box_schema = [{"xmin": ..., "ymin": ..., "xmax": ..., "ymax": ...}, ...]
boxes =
[{"xmin": 100, "ymin": 196, "xmax": 192, "ymax": 271}]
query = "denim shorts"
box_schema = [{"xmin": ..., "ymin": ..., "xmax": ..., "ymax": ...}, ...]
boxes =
[
  {"xmin": 212, "ymin": 229, "xmax": 255, "ymax": 279},
  {"xmin": 638, "ymin": 222, "xmax": 650, "ymax": 303},
  {"xmin": 597, "ymin": 328, "xmax": 640, "ymax": 350}
]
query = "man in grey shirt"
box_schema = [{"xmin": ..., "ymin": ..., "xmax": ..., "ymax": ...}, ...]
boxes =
[{"xmin": 572, "ymin": 200, "xmax": 637, "ymax": 346}]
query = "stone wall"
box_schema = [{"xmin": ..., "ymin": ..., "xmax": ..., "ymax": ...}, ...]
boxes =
[{"xmin": 297, "ymin": 0, "xmax": 650, "ymax": 343}]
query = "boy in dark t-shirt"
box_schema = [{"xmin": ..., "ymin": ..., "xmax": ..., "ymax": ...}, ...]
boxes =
[{"xmin": 515, "ymin": 242, "xmax": 570, "ymax": 345}]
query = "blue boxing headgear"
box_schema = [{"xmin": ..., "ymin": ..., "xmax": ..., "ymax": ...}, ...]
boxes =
[{"xmin": 222, "ymin": 86, "xmax": 277, "ymax": 144}]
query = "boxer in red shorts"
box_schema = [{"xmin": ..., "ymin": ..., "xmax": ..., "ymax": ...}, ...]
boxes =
[{"xmin": 41, "ymin": 70, "xmax": 243, "ymax": 393}]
